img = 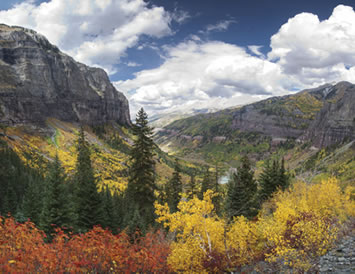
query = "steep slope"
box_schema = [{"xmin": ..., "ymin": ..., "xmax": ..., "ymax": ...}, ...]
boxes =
[
  {"xmin": 0, "ymin": 24, "xmax": 131, "ymax": 126},
  {"xmin": 301, "ymin": 81, "xmax": 355, "ymax": 147}
]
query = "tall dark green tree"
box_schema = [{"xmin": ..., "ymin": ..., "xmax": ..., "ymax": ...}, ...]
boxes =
[
  {"xmin": 101, "ymin": 185, "xmax": 115, "ymax": 230},
  {"xmin": 125, "ymin": 108, "xmax": 156, "ymax": 231},
  {"xmin": 225, "ymin": 156, "xmax": 257, "ymax": 219},
  {"xmin": 259, "ymin": 158, "xmax": 289, "ymax": 202},
  {"xmin": 40, "ymin": 154, "xmax": 71, "ymax": 235},
  {"xmin": 212, "ymin": 162, "xmax": 222, "ymax": 215},
  {"xmin": 198, "ymin": 167, "xmax": 213, "ymax": 200},
  {"xmin": 166, "ymin": 159, "xmax": 183, "ymax": 213},
  {"xmin": 22, "ymin": 175, "xmax": 44, "ymax": 224},
  {"xmin": 73, "ymin": 126, "xmax": 103, "ymax": 232},
  {"xmin": 187, "ymin": 172, "xmax": 197, "ymax": 199}
]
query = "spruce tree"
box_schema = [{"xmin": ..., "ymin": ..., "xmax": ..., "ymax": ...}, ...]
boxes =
[
  {"xmin": 258, "ymin": 160, "xmax": 274, "ymax": 201},
  {"xmin": 22, "ymin": 176, "xmax": 43, "ymax": 224},
  {"xmin": 125, "ymin": 108, "xmax": 156, "ymax": 231},
  {"xmin": 198, "ymin": 167, "xmax": 213, "ymax": 200},
  {"xmin": 73, "ymin": 126, "xmax": 103, "ymax": 232},
  {"xmin": 212, "ymin": 163, "xmax": 222, "ymax": 215},
  {"xmin": 187, "ymin": 172, "xmax": 197, "ymax": 199},
  {"xmin": 259, "ymin": 158, "xmax": 289, "ymax": 202},
  {"xmin": 40, "ymin": 154, "xmax": 71, "ymax": 235},
  {"xmin": 225, "ymin": 156, "xmax": 257, "ymax": 219},
  {"xmin": 101, "ymin": 186, "xmax": 114, "ymax": 230},
  {"xmin": 166, "ymin": 159, "xmax": 183, "ymax": 213}
]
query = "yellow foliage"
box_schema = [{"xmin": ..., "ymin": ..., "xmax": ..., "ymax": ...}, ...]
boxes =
[
  {"xmin": 261, "ymin": 178, "xmax": 354, "ymax": 271},
  {"xmin": 156, "ymin": 178, "xmax": 355, "ymax": 272}
]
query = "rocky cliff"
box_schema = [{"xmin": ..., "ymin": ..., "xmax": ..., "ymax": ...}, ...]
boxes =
[
  {"xmin": 301, "ymin": 82, "xmax": 355, "ymax": 147},
  {"xmin": 0, "ymin": 24, "xmax": 131, "ymax": 127}
]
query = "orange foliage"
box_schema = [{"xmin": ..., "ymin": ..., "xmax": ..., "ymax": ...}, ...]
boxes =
[{"xmin": 0, "ymin": 217, "xmax": 170, "ymax": 273}]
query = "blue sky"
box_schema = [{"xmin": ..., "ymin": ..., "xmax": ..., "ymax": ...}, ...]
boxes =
[{"xmin": 0, "ymin": 0, "xmax": 354, "ymax": 116}]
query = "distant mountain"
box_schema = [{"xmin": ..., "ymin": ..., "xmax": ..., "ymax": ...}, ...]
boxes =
[
  {"xmin": 150, "ymin": 107, "xmax": 220, "ymax": 128},
  {"xmin": 157, "ymin": 82, "xmax": 355, "ymax": 148},
  {"xmin": 0, "ymin": 24, "xmax": 131, "ymax": 127},
  {"xmin": 155, "ymin": 82, "xmax": 355, "ymax": 183}
]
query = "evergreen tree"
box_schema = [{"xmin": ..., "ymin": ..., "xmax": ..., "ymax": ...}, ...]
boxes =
[
  {"xmin": 40, "ymin": 154, "xmax": 71, "ymax": 235},
  {"xmin": 259, "ymin": 158, "xmax": 289, "ymax": 202},
  {"xmin": 225, "ymin": 156, "xmax": 257, "ymax": 219},
  {"xmin": 212, "ymin": 162, "xmax": 222, "ymax": 215},
  {"xmin": 187, "ymin": 172, "xmax": 197, "ymax": 199},
  {"xmin": 198, "ymin": 167, "xmax": 213, "ymax": 200},
  {"xmin": 166, "ymin": 159, "xmax": 183, "ymax": 213},
  {"xmin": 73, "ymin": 126, "xmax": 103, "ymax": 232},
  {"xmin": 22, "ymin": 175, "xmax": 43, "ymax": 224},
  {"xmin": 125, "ymin": 108, "xmax": 156, "ymax": 231},
  {"xmin": 101, "ymin": 186, "xmax": 115, "ymax": 230}
]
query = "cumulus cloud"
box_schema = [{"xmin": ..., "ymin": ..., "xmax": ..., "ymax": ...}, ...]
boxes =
[
  {"xmin": 117, "ymin": 4, "xmax": 355, "ymax": 116},
  {"xmin": 0, "ymin": 0, "xmax": 173, "ymax": 73},
  {"xmin": 268, "ymin": 4, "xmax": 355, "ymax": 85},
  {"xmin": 115, "ymin": 40, "xmax": 295, "ymax": 115}
]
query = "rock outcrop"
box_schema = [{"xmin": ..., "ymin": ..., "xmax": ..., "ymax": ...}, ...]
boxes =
[
  {"xmin": 301, "ymin": 82, "xmax": 355, "ymax": 147},
  {"xmin": 0, "ymin": 24, "xmax": 131, "ymax": 127}
]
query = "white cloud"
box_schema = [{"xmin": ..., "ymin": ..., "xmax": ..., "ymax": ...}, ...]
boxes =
[
  {"xmin": 115, "ymin": 40, "xmax": 295, "ymax": 116},
  {"xmin": 0, "ymin": 0, "xmax": 173, "ymax": 73},
  {"xmin": 125, "ymin": 61, "xmax": 141, "ymax": 67},
  {"xmin": 268, "ymin": 4, "xmax": 355, "ymax": 85},
  {"xmin": 201, "ymin": 19, "xmax": 236, "ymax": 34},
  {"xmin": 248, "ymin": 45, "xmax": 265, "ymax": 58},
  {"xmin": 118, "ymin": 4, "xmax": 355, "ymax": 116}
]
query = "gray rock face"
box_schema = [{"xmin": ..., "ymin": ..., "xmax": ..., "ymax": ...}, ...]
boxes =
[
  {"xmin": 231, "ymin": 82, "xmax": 355, "ymax": 147},
  {"xmin": 301, "ymin": 82, "xmax": 355, "ymax": 147},
  {"xmin": 0, "ymin": 24, "xmax": 131, "ymax": 126}
]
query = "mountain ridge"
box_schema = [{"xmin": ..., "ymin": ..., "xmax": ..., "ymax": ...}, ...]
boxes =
[{"xmin": 157, "ymin": 81, "xmax": 355, "ymax": 149}]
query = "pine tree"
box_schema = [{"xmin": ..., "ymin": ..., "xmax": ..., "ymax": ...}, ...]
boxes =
[
  {"xmin": 22, "ymin": 176, "xmax": 43, "ymax": 224},
  {"xmin": 225, "ymin": 156, "xmax": 257, "ymax": 219},
  {"xmin": 259, "ymin": 158, "xmax": 290, "ymax": 203},
  {"xmin": 73, "ymin": 126, "xmax": 103, "ymax": 232},
  {"xmin": 125, "ymin": 108, "xmax": 156, "ymax": 231},
  {"xmin": 40, "ymin": 154, "xmax": 71, "ymax": 235},
  {"xmin": 187, "ymin": 172, "xmax": 197, "ymax": 199},
  {"xmin": 101, "ymin": 186, "xmax": 114, "ymax": 230},
  {"xmin": 198, "ymin": 167, "xmax": 213, "ymax": 200},
  {"xmin": 258, "ymin": 160, "xmax": 274, "ymax": 201},
  {"xmin": 166, "ymin": 159, "xmax": 183, "ymax": 213},
  {"xmin": 212, "ymin": 162, "xmax": 222, "ymax": 215}
]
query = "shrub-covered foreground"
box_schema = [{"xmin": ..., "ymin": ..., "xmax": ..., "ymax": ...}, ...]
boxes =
[
  {"xmin": 1, "ymin": 178, "xmax": 354, "ymax": 273},
  {"xmin": 155, "ymin": 178, "xmax": 355, "ymax": 272}
]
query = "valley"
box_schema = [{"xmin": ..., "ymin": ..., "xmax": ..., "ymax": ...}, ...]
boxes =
[{"xmin": 0, "ymin": 22, "xmax": 354, "ymax": 273}]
